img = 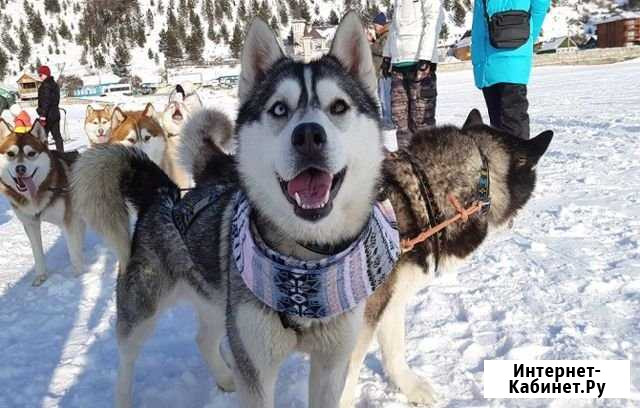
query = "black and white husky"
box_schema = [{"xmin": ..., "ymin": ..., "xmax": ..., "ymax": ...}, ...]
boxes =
[{"xmin": 72, "ymin": 13, "xmax": 553, "ymax": 408}]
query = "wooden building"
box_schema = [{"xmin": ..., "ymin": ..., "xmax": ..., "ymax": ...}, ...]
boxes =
[
  {"xmin": 16, "ymin": 73, "xmax": 41, "ymax": 101},
  {"xmin": 596, "ymin": 16, "xmax": 640, "ymax": 48}
]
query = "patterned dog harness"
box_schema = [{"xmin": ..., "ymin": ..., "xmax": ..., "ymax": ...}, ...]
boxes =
[
  {"xmin": 231, "ymin": 194, "xmax": 401, "ymax": 319},
  {"xmin": 171, "ymin": 185, "xmax": 401, "ymax": 320}
]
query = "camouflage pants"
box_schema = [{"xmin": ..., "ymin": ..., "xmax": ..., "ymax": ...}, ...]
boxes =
[{"xmin": 391, "ymin": 69, "xmax": 437, "ymax": 149}]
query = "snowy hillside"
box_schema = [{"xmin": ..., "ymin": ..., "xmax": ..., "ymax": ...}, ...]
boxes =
[
  {"xmin": 0, "ymin": 59, "xmax": 638, "ymax": 407},
  {"xmin": 1, "ymin": 0, "xmax": 636, "ymax": 86}
]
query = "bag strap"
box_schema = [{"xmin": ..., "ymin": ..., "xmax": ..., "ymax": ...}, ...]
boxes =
[{"xmin": 483, "ymin": 0, "xmax": 491, "ymax": 26}]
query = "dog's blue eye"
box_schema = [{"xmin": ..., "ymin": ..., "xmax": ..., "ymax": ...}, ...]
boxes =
[
  {"xmin": 27, "ymin": 151, "xmax": 36, "ymax": 158},
  {"xmin": 330, "ymin": 100, "xmax": 349, "ymax": 115},
  {"xmin": 269, "ymin": 102, "xmax": 288, "ymax": 118}
]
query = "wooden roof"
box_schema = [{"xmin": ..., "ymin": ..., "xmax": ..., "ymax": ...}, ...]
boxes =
[{"xmin": 16, "ymin": 73, "xmax": 40, "ymax": 84}]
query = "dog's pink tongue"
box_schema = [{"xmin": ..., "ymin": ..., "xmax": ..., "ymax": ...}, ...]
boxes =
[
  {"xmin": 20, "ymin": 176, "xmax": 37, "ymax": 199},
  {"xmin": 287, "ymin": 170, "xmax": 332, "ymax": 208}
]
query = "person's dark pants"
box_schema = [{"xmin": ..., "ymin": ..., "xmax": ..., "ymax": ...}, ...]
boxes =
[
  {"xmin": 482, "ymin": 83, "xmax": 530, "ymax": 140},
  {"xmin": 47, "ymin": 120, "xmax": 64, "ymax": 152},
  {"xmin": 391, "ymin": 66, "xmax": 437, "ymax": 149}
]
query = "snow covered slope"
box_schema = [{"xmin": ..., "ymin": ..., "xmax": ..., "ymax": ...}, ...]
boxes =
[
  {"xmin": 1, "ymin": 0, "xmax": 634, "ymax": 86},
  {"xmin": 0, "ymin": 60, "xmax": 638, "ymax": 407}
]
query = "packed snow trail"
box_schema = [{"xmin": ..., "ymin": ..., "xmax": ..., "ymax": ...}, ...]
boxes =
[{"xmin": 0, "ymin": 61, "xmax": 638, "ymax": 407}]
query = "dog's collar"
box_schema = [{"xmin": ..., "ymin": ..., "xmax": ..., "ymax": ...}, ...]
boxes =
[
  {"xmin": 476, "ymin": 153, "xmax": 491, "ymax": 213},
  {"xmin": 231, "ymin": 194, "xmax": 401, "ymax": 319}
]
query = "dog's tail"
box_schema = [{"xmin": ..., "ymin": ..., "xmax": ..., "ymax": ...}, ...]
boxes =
[
  {"xmin": 72, "ymin": 145, "xmax": 179, "ymax": 268},
  {"xmin": 178, "ymin": 108, "xmax": 236, "ymax": 185}
]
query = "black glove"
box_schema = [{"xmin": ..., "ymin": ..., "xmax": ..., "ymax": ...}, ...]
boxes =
[
  {"xmin": 381, "ymin": 57, "xmax": 391, "ymax": 78},
  {"xmin": 418, "ymin": 60, "xmax": 431, "ymax": 71}
]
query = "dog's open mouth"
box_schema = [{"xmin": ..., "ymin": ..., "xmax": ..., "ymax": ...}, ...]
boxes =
[
  {"xmin": 172, "ymin": 108, "xmax": 183, "ymax": 121},
  {"xmin": 279, "ymin": 167, "xmax": 347, "ymax": 221},
  {"xmin": 12, "ymin": 168, "xmax": 38, "ymax": 195}
]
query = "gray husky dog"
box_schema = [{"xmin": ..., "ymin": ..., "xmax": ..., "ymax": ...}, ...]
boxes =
[{"xmin": 72, "ymin": 12, "xmax": 553, "ymax": 408}]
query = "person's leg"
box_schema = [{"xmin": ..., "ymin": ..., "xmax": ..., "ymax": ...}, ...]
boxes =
[
  {"xmin": 49, "ymin": 120, "xmax": 64, "ymax": 152},
  {"xmin": 381, "ymin": 77, "xmax": 394, "ymax": 129},
  {"xmin": 413, "ymin": 70, "xmax": 437, "ymax": 132},
  {"xmin": 500, "ymin": 84, "xmax": 530, "ymax": 140},
  {"xmin": 391, "ymin": 71, "xmax": 411, "ymax": 149},
  {"xmin": 482, "ymin": 83, "xmax": 503, "ymax": 130}
]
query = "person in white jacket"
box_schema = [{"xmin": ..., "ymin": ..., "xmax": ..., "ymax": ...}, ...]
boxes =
[{"xmin": 381, "ymin": 0, "xmax": 444, "ymax": 148}]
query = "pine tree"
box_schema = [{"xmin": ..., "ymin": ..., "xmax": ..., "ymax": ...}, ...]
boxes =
[
  {"xmin": 1, "ymin": 31, "xmax": 18, "ymax": 53},
  {"xmin": 148, "ymin": 48, "xmax": 154, "ymax": 59},
  {"xmin": 146, "ymin": 9, "xmax": 154, "ymax": 29},
  {"xmin": 44, "ymin": 0, "xmax": 61, "ymax": 13},
  {"xmin": 279, "ymin": 3, "xmax": 289, "ymax": 26},
  {"xmin": 439, "ymin": 23, "xmax": 449, "ymax": 41},
  {"xmin": 220, "ymin": 23, "xmax": 229, "ymax": 42},
  {"xmin": 18, "ymin": 28, "xmax": 31, "ymax": 67},
  {"xmin": 59, "ymin": 20, "xmax": 72, "ymax": 40},
  {"xmin": 300, "ymin": 0, "xmax": 311, "ymax": 22},
  {"xmin": 186, "ymin": 14, "xmax": 205, "ymax": 62},
  {"xmin": 258, "ymin": 0, "xmax": 272, "ymax": 22},
  {"xmin": 48, "ymin": 44, "xmax": 53, "ymax": 55},
  {"xmin": 453, "ymin": 3, "xmax": 466, "ymax": 26},
  {"xmin": 0, "ymin": 47, "xmax": 8, "ymax": 81},
  {"xmin": 238, "ymin": 0, "xmax": 248, "ymax": 22},
  {"xmin": 329, "ymin": 9, "xmax": 339, "ymax": 25},
  {"xmin": 135, "ymin": 26, "xmax": 146, "ymax": 47},
  {"xmin": 80, "ymin": 47, "xmax": 88, "ymax": 65},
  {"xmin": 94, "ymin": 51, "xmax": 106, "ymax": 68},
  {"xmin": 154, "ymin": 53, "xmax": 160, "ymax": 65},
  {"xmin": 31, "ymin": 12, "xmax": 46, "ymax": 43},
  {"xmin": 270, "ymin": 16, "xmax": 279, "ymax": 33},
  {"xmin": 230, "ymin": 22, "xmax": 243, "ymax": 58},
  {"xmin": 208, "ymin": 23, "xmax": 217, "ymax": 42},
  {"xmin": 204, "ymin": 0, "xmax": 213, "ymax": 21},
  {"xmin": 165, "ymin": 28, "xmax": 183, "ymax": 62},
  {"xmin": 112, "ymin": 42, "xmax": 131, "ymax": 78}
]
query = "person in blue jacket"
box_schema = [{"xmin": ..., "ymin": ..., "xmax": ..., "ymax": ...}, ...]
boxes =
[{"xmin": 472, "ymin": 0, "xmax": 550, "ymax": 140}]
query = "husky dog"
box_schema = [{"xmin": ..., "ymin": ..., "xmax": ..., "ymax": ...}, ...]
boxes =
[
  {"xmin": 340, "ymin": 110, "xmax": 553, "ymax": 406},
  {"xmin": 84, "ymin": 105, "xmax": 113, "ymax": 145},
  {"xmin": 159, "ymin": 94, "xmax": 204, "ymax": 187},
  {"xmin": 72, "ymin": 13, "xmax": 553, "ymax": 408},
  {"xmin": 0, "ymin": 120, "xmax": 85, "ymax": 286}
]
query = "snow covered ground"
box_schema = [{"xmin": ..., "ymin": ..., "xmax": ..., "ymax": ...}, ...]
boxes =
[{"xmin": 0, "ymin": 60, "xmax": 639, "ymax": 407}]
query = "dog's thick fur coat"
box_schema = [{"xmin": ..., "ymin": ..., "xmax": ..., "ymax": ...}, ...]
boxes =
[
  {"xmin": 71, "ymin": 14, "xmax": 553, "ymax": 408},
  {"xmin": 1, "ymin": 120, "xmax": 85, "ymax": 286}
]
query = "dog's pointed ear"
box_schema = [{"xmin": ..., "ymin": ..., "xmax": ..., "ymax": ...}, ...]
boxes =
[
  {"xmin": 30, "ymin": 120, "xmax": 48, "ymax": 144},
  {"xmin": 239, "ymin": 18, "xmax": 285, "ymax": 104},
  {"xmin": 104, "ymin": 105, "xmax": 112, "ymax": 114},
  {"xmin": 111, "ymin": 107, "xmax": 127, "ymax": 130},
  {"xmin": 517, "ymin": 130, "xmax": 554, "ymax": 167},
  {"xmin": 86, "ymin": 105, "xmax": 94, "ymax": 116},
  {"xmin": 463, "ymin": 109, "xmax": 484, "ymax": 129},
  {"xmin": 142, "ymin": 103, "xmax": 157, "ymax": 118},
  {"xmin": 329, "ymin": 12, "xmax": 377, "ymax": 98},
  {"xmin": 0, "ymin": 119, "xmax": 13, "ymax": 142}
]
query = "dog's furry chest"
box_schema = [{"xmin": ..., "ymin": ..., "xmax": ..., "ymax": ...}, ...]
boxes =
[{"xmin": 10, "ymin": 190, "xmax": 64, "ymax": 222}]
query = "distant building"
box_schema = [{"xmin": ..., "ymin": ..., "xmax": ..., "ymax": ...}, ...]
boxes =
[
  {"xmin": 72, "ymin": 73, "xmax": 122, "ymax": 97},
  {"xmin": 452, "ymin": 31, "xmax": 472, "ymax": 61},
  {"xmin": 285, "ymin": 21, "xmax": 337, "ymax": 62},
  {"xmin": 595, "ymin": 15, "xmax": 640, "ymax": 48},
  {"xmin": 16, "ymin": 73, "xmax": 41, "ymax": 101},
  {"xmin": 536, "ymin": 36, "xmax": 578, "ymax": 54}
]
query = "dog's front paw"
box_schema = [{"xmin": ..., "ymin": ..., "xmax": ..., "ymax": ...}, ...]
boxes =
[
  {"xmin": 32, "ymin": 274, "xmax": 48, "ymax": 287},
  {"xmin": 397, "ymin": 373, "xmax": 438, "ymax": 405}
]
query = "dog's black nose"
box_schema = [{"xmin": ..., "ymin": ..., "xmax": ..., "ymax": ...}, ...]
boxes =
[
  {"xmin": 291, "ymin": 123, "xmax": 327, "ymax": 157},
  {"xmin": 15, "ymin": 165, "xmax": 27, "ymax": 176}
]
